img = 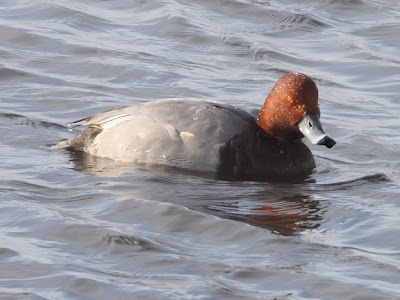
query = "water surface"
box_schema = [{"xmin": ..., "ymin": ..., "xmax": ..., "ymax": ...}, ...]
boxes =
[{"xmin": 1, "ymin": 0, "xmax": 400, "ymax": 299}]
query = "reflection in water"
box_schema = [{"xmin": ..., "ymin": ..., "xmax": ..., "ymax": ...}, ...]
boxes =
[
  {"xmin": 207, "ymin": 196, "xmax": 323, "ymax": 236},
  {"xmin": 66, "ymin": 149, "xmax": 324, "ymax": 236}
]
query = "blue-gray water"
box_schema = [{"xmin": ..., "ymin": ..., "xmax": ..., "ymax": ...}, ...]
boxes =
[{"xmin": 1, "ymin": 0, "xmax": 400, "ymax": 299}]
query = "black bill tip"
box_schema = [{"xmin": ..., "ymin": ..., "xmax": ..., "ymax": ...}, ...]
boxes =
[{"xmin": 317, "ymin": 136, "xmax": 336, "ymax": 148}]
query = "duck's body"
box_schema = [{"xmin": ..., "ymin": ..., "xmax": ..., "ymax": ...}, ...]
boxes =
[
  {"xmin": 54, "ymin": 73, "xmax": 336, "ymax": 180},
  {"xmin": 55, "ymin": 98, "xmax": 315, "ymax": 179}
]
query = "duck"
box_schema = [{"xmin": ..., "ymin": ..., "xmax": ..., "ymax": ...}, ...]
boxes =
[{"xmin": 53, "ymin": 72, "xmax": 336, "ymax": 180}]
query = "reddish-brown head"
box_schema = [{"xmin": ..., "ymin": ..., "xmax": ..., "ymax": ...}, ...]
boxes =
[{"xmin": 258, "ymin": 73, "xmax": 320, "ymax": 141}]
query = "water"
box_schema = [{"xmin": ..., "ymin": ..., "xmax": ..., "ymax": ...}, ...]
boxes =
[{"xmin": 1, "ymin": 0, "xmax": 400, "ymax": 299}]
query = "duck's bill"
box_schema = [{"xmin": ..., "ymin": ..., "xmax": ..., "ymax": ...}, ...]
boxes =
[{"xmin": 298, "ymin": 111, "xmax": 336, "ymax": 148}]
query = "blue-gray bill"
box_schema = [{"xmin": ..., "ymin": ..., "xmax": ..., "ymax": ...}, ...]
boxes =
[{"xmin": 298, "ymin": 111, "xmax": 336, "ymax": 148}]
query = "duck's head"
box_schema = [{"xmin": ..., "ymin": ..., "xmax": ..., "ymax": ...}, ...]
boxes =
[{"xmin": 257, "ymin": 72, "xmax": 336, "ymax": 148}]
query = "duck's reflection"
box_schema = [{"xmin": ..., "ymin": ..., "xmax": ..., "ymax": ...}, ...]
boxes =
[
  {"xmin": 67, "ymin": 150, "xmax": 324, "ymax": 236},
  {"xmin": 206, "ymin": 195, "xmax": 323, "ymax": 236}
]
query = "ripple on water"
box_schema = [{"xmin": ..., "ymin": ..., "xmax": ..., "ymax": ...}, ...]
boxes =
[{"xmin": 1, "ymin": 0, "xmax": 400, "ymax": 298}]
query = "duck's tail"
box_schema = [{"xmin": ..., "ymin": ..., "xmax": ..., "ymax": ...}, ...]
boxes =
[{"xmin": 51, "ymin": 139, "xmax": 72, "ymax": 149}]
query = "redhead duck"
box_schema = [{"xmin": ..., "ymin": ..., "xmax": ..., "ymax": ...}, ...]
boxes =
[{"xmin": 53, "ymin": 73, "xmax": 335, "ymax": 180}]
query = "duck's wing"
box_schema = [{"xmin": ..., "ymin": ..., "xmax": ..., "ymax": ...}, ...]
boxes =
[
  {"xmin": 53, "ymin": 106, "xmax": 137, "ymax": 150},
  {"xmin": 67, "ymin": 106, "xmax": 135, "ymax": 130}
]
